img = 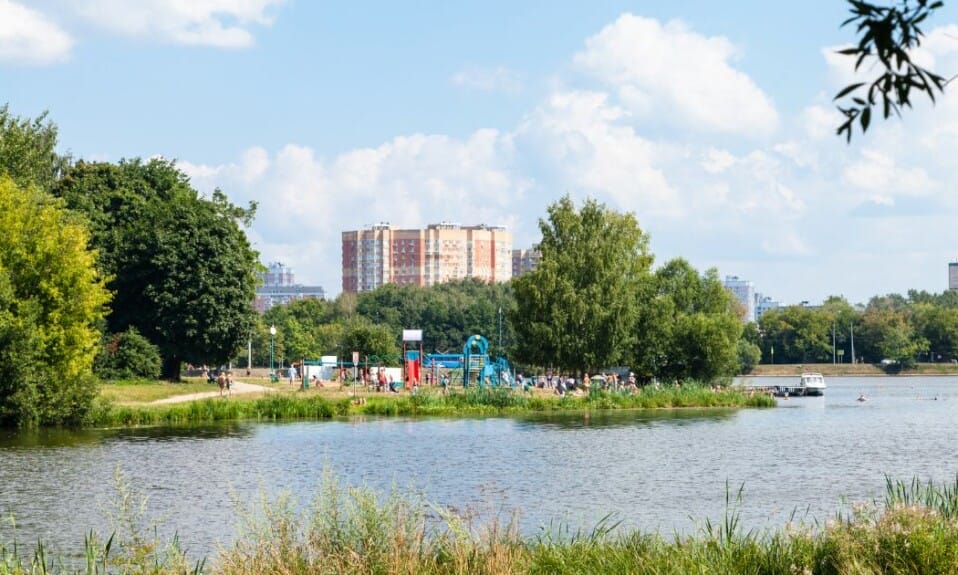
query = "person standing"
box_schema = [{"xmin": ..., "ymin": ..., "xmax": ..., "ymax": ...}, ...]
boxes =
[{"xmin": 288, "ymin": 365, "xmax": 296, "ymax": 386}]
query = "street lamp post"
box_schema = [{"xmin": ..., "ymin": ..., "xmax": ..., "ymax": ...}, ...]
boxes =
[
  {"xmin": 497, "ymin": 306, "xmax": 503, "ymax": 358},
  {"xmin": 269, "ymin": 325, "xmax": 277, "ymax": 378}
]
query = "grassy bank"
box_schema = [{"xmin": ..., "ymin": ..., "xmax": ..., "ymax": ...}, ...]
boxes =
[
  {"xmin": 88, "ymin": 385, "xmax": 775, "ymax": 427},
  {"xmin": 746, "ymin": 362, "xmax": 958, "ymax": 377},
  {"xmin": 5, "ymin": 474, "xmax": 958, "ymax": 574}
]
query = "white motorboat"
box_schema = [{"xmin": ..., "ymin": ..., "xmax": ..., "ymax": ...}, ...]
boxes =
[
  {"xmin": 768, "ymin": 372, "xmax": 827, "ymax": 397},
  {"xmin": 797, "ymin": 372, "xmax": 826, "ymax": 396}
]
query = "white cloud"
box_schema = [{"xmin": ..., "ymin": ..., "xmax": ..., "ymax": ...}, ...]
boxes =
[
  {"xmin": 517, "ymin": 90, "xmax": 681, "ymax": 218},
  {"xmin": 182, "ymin": 17, "xmax": 958, "ymax": 305},
  {"xmin": 700, "ymin": 148, "xmax": 736, "ymax": 174},
  {"xmin": 573, "ymin": 14, "xmax": 778, "ymax": 137},
  {"xmin": 451, "ymin": 66, "xmax": 523, "ymax": 94},
  {"xmin": 182, "ymin": 130, "xmax": 532, "ymax": 292},
  {"xmin": 76, "ymin": 0, "xmax": 286, "ymax": 48},
  {"xmin": 842, "ymin": 148, "xmax": 937, "ymax": 201},
  {"xmin": 0, "ymin": 0, "xmax": 72, "ymax": 65}
]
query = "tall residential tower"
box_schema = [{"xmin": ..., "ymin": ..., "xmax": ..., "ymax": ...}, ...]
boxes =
[{"xmin": 341, "ymin": 223, "xmax": 512, "ymax": 293}]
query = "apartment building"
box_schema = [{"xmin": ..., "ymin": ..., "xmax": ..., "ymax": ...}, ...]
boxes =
[
  {"xmin": 512, "ymin": 245, "xmax": 541, "ymax": 278},
  {"xmin": 342, "ymin": 223, "xmax": 512, "ymax": 293},
  {"xmin": 255, "ymin": 262, "xmax": 326, "ymax": 312}
]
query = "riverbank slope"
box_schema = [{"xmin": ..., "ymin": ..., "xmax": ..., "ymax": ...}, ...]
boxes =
[{"xmin": 745, "ymin": 362, "xmax": 958, "ymax": 377}]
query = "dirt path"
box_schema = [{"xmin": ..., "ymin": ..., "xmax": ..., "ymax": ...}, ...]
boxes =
[{"xmin": 150, "ymin": 380, "xmax": 276, "ymax": 404}]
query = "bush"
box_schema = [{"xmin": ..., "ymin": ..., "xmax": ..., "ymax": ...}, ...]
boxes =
[{"xmin": 95, "ymin": 328, "xmax": 162, "ymax": 380}]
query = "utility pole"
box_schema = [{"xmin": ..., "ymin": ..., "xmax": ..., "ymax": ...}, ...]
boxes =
[
  {"xmin": 498, "ymin": 306, "xmax": 503, "ymax": 358},
  {"xmin": 832, "ymin": 323, "xmax": 836, "ymax": 364},
  {"xmin": 850, "ymin": 323, "xmax": 856, "ymax": 365}
]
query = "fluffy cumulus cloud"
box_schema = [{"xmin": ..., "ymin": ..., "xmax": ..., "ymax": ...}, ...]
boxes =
[
  {"xmin": 182, "ymin": 130, "xmax": 531, "ymax": 293},
  {"xmin": 186, "ymin": 14, "xmax": 958, "ymax": 304},
  {"xmin": 515, "ymin": 90, "xmax": 681, "ymax": 218},
  {"xmin": 573, "ymin": 14, "xmax": 779, "ymax": 137},
  {"xmin": 76, "ymin": 0, "xmax": 286, "ymax": 47},
  {"xmin": 0, "ymin": 0, "xmax": 73, "ymax": 65}
]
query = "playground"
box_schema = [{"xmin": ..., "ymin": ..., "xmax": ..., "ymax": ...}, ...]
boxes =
[{"xmin": 290, "ymin": 332, "xmax": 514, "ymax": 393}]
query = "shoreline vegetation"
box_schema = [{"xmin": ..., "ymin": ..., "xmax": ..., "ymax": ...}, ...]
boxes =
[
  {"xmin": 90, "ymin": 383, "xmax": 775, "ymax": 428},
  {"xmin": 4, "ymin": 472, "xmax": 958, "ymax": 574}
]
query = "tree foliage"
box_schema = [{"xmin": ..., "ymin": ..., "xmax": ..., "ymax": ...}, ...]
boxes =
[
  {"xmin": 251, "ymin": 279, "xmax": 512, "ymax": 368},
  {"xmin": 52, "ymin": 159, "xmax": 260, "ymax": 380},
  {"xmin": 0, "ymin": 177, "xmax": 110, "ymax": 426},
  {"xmin": 835, "ymin": 0, "xmax": 948, "ymax": 141},
  {"xmin": 94, "ymin": 327, "xmax": 162, "ymax": 380},
  {"xmin": 0, "ymin": 105, "xmax": 69, "ymax": 192},
  {"xmin": 511, "ymin": 195, "xmax": 653, "ymax": 374},
  {"xmin": 649, "ymin": 259, "xmax": 742, "ymax": 382}
]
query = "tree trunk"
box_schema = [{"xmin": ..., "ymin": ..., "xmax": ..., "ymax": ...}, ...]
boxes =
[{"xmin": 162, "ymin": 355, "xmax": 181, "ymax": 382}]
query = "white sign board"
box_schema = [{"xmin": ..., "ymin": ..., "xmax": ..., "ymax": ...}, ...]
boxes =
[{"xmin": 402, "ymin": 329, "xmax": 423, "ymax": 342}]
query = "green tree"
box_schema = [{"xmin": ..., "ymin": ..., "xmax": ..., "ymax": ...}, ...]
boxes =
[
  {"xmin": 911, "ymin": 303, "xmax": 958, "ymax": 361},
  {"xmin": 94, "ymin": 327, "xmax": 162, "ymax": 380},
  {"xmin": 0, "ymin": 105, "xmax": 69, "ymax": 192},
  {"xmin": 511, "ymin": 195, "xmax": 652, "ymax": 374},
  {"xmin": 650, "ymin": 259, "xmax": 742, "ymax": 382},
  {"xmin": 0, "ymin": 177, "xmax": 110, "ymax": 426},
  {"xmin": 857, "ymin": 306, "xmax": 924, "ymax": 366},
  {"xmin": 341, "ymin": 317, "xmax": 400, "ymax": 363},
  {"xmin": 52, "ymin": 159, "xmax": 260, "ymax": 380},
  {"xmin": 820, "ymin": 296, "xmax": 860, "ymax": 363},
  {"xmin": 759, "ymin": 306, "xmax": 834, "ymax": 364},
  {"xmin": 737, "ymin": 339, "xmax": 762, "ymax": 374}
]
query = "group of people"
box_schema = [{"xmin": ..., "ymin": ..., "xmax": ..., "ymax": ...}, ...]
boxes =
[
  {"xmin": 516, "ymin": 371, "xmax": 640, "ymax": 396},
  {"xmin": 214, "ymin": 370, "xmax": 233, "ymax": 397}
]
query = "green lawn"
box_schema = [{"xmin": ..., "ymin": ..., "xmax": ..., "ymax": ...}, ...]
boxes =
[{"xmin": 99, "ymin": 379, "xmax": 214, "ymax": 404}]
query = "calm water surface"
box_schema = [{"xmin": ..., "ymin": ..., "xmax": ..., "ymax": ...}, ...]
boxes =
[{"xmin": 1, "ymin": 376, "xmax": 957, "ymax": 559}]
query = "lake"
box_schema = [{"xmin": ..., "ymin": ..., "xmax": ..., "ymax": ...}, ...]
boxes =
[{"xmin": 1, "ymin": 375, "xmax": 956, "ymax": 561}]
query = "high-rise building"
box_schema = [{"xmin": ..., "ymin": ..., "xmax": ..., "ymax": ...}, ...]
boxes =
[
  {"xmin": 255, "ymin": 262, "xmax": 326, "ymax": 312},
  {"xmin": 949, "ymin": 262, "xmax": 958, "ymax": 291},
  {"xmin": 512, "ymin": 245, "xmax": 541, "ymax": 277},
  {"xmin": 341, "ymin": 223, "xmax": 512, "ymax": 293},
  {"xmin": 723, "ymin": 275, "xmax": 756, "ymax": 323},
  {"xmin": 754, "ymin": 293, "xmax": 780, "ymax": 322}
]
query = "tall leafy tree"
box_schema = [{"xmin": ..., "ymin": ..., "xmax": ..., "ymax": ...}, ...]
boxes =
[
  {"xmin": 858, "ymin": 306, "xmax": 925, "ymax": 366},
  {"xmin": 511, "ymin": 195, "xmax": 652, "ymax": 374},
  {"xmin": 649, "ymin": 259, "xmax": 742, "ymax": 382},
  {"xmin": 0, "ymin": 177, "xmax": 110, "ymax": 426},
  {"xmin": 759, "ymin": 305, "xmax": 834, "ymax": 364},
  {"xmin": 0, "ymin": 105, "xmax": 69, "ymax": 192},
  {"xmin": 52, "ymin": 159, "xmax": 260, "ymax": 380},
  {"xmin": 911, "ymin": 303, "xmax": 958, "ymax": 361}
]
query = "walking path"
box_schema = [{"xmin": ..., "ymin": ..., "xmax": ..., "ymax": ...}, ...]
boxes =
[{"xmin": 150, "ymin": 380, "xmax": 275, "ymax": 404}]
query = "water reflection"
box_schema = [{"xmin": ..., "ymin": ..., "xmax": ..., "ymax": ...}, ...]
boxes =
[
  {"xmin": 108, "ymin": 422, "xmax": 256, "ymax": 443},
  {"xmin": 517, "ymin": 408, "xmax": 738, "ymax": 430},
  {"xmin": 0, "ymin": 427, "xmax": 105, "ymax": 449}
]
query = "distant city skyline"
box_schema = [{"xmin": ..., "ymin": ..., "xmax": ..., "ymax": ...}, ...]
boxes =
[{"xmin": 6, "ymin": 1, "xmax": 958, "ymax": 305}]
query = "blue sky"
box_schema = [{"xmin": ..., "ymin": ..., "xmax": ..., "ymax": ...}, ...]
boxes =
[{"xmin": 4, "ymin": 0, "xmax": 958, "ymax": 305}]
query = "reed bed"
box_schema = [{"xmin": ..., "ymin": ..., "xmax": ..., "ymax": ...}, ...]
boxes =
[{"xmin": 5, "ymin": 474, "xmax": 958, "ymax": 574}]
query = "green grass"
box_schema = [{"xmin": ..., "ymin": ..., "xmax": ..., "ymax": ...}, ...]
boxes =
[
  {"xmin": 98, "ymin": 379, "xmax": 213, "ymax": 404},
  {"xmin": 6, "ymin": 473, "xmax": 958, "ymax": 574},
  {"xmin": 87, "ymin": 384, "xmax": 775, "ymax": 427}
]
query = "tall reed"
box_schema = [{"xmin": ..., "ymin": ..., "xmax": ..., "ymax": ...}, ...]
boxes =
[{"xmin": 7, "ymin": 474, "xmax": 958, "ymax": 573}]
